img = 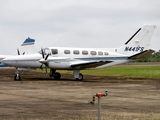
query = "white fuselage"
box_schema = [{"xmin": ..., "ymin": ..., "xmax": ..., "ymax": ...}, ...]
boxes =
[{"xmin": 2, "ymin": 47, "xmax": 130, "ymax": 70}]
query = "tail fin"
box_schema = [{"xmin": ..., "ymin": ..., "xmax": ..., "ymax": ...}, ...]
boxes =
[
  {"xmin": 117, "ymin": 25, "xmax": 156, "ymax": 55},
  {"xmin": 14, "ymin": 37, "xmax": 35, "ymax": 55}
]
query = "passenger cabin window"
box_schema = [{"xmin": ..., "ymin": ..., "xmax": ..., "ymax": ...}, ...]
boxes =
[
  {"xmin": 73, "ymin": 50, "xmax": 79, "ymax": 55},
  {"xmin": 104, "ymin": 52, "xmax": 109, "ymax": 55},
  {"xmin": 98, "ymin": 51, "xmax": 103, "ymax": 55},
  {"xmin": 51, "ymin": 49, "xmax": 58, "ymax": 55},
  {"xmin": 82, "ymin": 50, "xmax": 88, "ymax": 55},
  {"xmin": 64, "ymin": 50, "xmax": 70, "ymax": 54},
  {"xmin": 90, "ymin": 51, "xmax": 97, "ymax": 55}
]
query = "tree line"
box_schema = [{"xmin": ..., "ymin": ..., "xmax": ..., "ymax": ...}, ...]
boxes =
[{"xmin": 135, "ymin": 50, "xmax": 160, "ymax": 62}]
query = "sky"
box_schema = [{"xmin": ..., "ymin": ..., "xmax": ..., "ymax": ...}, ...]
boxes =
[{"xmin": 0, "ymin": 0, "xmax": 160, "ymax": 54}]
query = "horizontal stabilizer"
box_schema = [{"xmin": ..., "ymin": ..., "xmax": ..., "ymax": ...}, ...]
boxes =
[{"xmin": 128, "ymin": 49, "xmax": 155, "ymax": 59}]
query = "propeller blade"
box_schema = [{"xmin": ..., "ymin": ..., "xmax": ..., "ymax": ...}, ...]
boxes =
[
  {"xmin": 39, "ymin": 48, "xmax": 49, "ymax": 70},
  {"xmin": 17, "ymin": 48, "xmax": 20, "ymax": 55},
  {"xmin": 40, "ymin": 64, "xmax": 43, "ymax": 69},
  {"xmin": 41, "ymin": 48, "xmax": 44, "ymax": 59},
  {"xmin": 45, "ymin": 54, "xmax": 49, "ymax": 60}
]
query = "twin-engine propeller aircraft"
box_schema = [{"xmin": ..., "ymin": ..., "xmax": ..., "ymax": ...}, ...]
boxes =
[
  {"xmin": 0, "ymin": 37, "xmax": 35, "ymax": 67},
  {"xmin": 2, "ymin": 25, "xmax": 156, "ymax": 81}
]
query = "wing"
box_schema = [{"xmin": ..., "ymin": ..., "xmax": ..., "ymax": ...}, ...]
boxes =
[{"xmin": 70, "ymin": 60, "xmax": 112, "ymax": 69}]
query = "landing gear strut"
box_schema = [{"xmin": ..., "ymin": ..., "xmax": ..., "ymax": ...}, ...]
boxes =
[
  {"xmin": 73, "ymin": 70, "xmax": 83, "ymax": 81},
  {"xmin": 50, "ymin": 69, "xmax": 61, "ymax": 80},
  {"xmin": 14, "ymin": 69, "xmax": 21, "ymax": 81}
]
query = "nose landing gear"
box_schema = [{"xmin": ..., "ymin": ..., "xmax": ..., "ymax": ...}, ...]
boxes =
[{"xmin": 14, "ymin": 69, "xmax": 21, "ymax": 81}]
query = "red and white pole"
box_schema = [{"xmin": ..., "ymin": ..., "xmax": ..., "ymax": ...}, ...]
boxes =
[{"xmin": 90, "ymin": 91, "xmax": 108, "ymax": 120}]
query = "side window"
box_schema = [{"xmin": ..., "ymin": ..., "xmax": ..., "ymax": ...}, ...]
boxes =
[
  {"xmin": 82, "ymin": 50, "xmax": 88, "ymax": 55},
  {"xmin": 51, "ymin": 49, "xmax": 58, "ymax": 55},
  {"xmin": 90, "ymin": 51, "xmax": 97, "ymax": 55},
  {"xmin": 98, "ymin": 51, "xmax": 103, "ymax": 55},
  {"xmin": 64, "ymin": 50, "xmax": 70, "ymax": 54},
  {"xmin": 73, "ymin": 50, "xmax": 79, "ymax": 55},
  {"xmin": 104, "ymin": 52, "xmax": 109, "ymax": 55}
]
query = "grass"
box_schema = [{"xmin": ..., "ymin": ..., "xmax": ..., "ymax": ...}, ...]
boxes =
[
  {"xmin": 37, "ymin": 63, "xmax": 160, "ymax": 79},
  {"xmin": 56, "ymin": 65, "xmax": 160, "ymax": 79}
]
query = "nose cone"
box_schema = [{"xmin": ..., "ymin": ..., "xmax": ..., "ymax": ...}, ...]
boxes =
[
  {"xmin": 39, "ymin": 59, "xmax": 48, "ymax": 67},
  {"xmin": 39, "ymin": 59, "xmax": 47, "ymax": 64}
]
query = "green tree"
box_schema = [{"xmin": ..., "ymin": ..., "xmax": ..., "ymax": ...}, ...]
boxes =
[{"xmin": 134, "ymin": 50, "xmax": 160, "ymax": 62}]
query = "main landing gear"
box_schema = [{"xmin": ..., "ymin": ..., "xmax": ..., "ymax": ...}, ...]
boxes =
[
  {"xmin": 75, "ymin": 73, "xmax": 83, "ymax": 81},
  {"xmin": 73, "ymin": 70, "xmax": 83, "ymax": 81},
  {"xmin": 50, "ymin": 69, "xmax": 61, "ymax": 80},
  {"xmin": 50, "ymin": 69, "xmax": 84, "ymax": 81}
]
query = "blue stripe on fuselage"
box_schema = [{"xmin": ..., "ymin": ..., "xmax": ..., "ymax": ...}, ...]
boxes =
[{"xmin": 47, "ymin": 57, "xmax": 128, "ymax": 62}]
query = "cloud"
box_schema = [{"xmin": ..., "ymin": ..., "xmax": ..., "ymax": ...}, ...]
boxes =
[{"xmin": 0, "ymin": 0, "xmax": 159, "ymax": 54}]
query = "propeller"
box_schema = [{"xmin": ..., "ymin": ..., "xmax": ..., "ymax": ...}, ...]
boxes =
[
  {"xmin": 17, "ymin": 48, "xmax": 20, "ymax": 55},
  {"xmin": 39, "ymin": 48, "xmax": 49, "ymax": 73},
  {"xmin": 17, "ymin": 48, "xmax": 25, "ymax": 55}
]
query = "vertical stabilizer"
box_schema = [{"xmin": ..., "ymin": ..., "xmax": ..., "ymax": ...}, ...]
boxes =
[
  {"xmin": 15, "ymin": 37, "xmax": 35, "ymax": 55},
  {"xmin": 117, "ymin": 25, "xmax": 156, "ymax": 55}
]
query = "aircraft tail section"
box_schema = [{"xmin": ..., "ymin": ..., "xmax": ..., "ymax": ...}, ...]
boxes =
[
  {"xmin": 14, "ymin": 37, "xmax": 35, "ymax": 55},
  {"xmin": 21, "ymin": 37, "xmax": 35, "ymax": 46},
  {"xmin": 117, "ymin": 25, "xmax": 156, "ymax": 56},
  {"xmin": 0, "ymin": 37, "xmax": 35, "ymax": 67}
]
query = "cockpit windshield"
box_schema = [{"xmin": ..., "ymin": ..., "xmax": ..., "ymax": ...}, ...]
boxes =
[{"xmin": 38, "ymin": 48, "xmax": 51, "ymax": 55}]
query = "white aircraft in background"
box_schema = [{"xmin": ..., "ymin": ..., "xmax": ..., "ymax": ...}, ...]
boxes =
[
  {"xmin": 2, "ymin": 25, "xmax": 156, "ymax": 81},
  {"xmin": 0, "ymin": 37, "xmax": 35, "ymax": 67}
]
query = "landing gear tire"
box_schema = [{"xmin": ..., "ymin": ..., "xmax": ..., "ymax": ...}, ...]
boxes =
[
  {"xmin": 14, "ymin": 74, "xmax": 21, "ymax": 81},
  {"xmin": 54, "ymin": 72, "xmax": 61, "ymax": 80},
  {"xmin": 76, "ymin": 73, "xmax": 83, "ymax": 81}
]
